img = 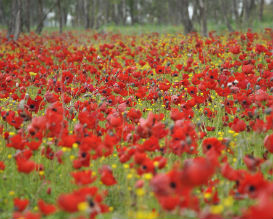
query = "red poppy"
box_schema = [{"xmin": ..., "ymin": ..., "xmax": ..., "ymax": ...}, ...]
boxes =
[
  {"xmin": 16, "ymin": 158, "xmax": 36, "ymax": 174},
  {"xmin": 243, "ymin": 154, "xmax": 263, "ymax": 172},
  {"xmin": 13, "ymin": 211, "xmax": 41, "ymax": 219},
  {"xmin": 7, "ymin": 134, "xmax": 25, "ymax": 150},
  {"xmin": 0, "ymin": 161, "xmax": 5, "ymax": 170},
  {"xmin": 202, "ymin": 137, "xmax": 225, "ymax": 155},
  {"xmin": 229, "ymin": 118, "xmax": 246, "ymax": 132},
  {"xmin": 14, "ymin": 198, "xmax": 29, "ymax": 212},
  {"xmin": 99, "ymin": 165, "xmax": 117, "ymax": 186},
  {"xmin": 180, "ymin": 157, "xmax": 216, "ymax": 187},
  {"xmin": 38, "ymin": 199, "xmax": 56, "ymax": 215},
  {"xmin": 264, "ymin": 134, "xmax": 273, "ymax": 153},
  {"xmin": 71, "ymin": 170, "xmax": 96, "ymax": 185},
  {"xmin": 243, "ymin": 194, "xmax": 273, "ymax": 219},
  {"xmin": 238, "ymin": 172, "xmax": 268, "ymax": 198}
]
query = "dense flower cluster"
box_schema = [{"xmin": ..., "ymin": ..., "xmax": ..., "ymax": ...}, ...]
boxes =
[{"xmin": 1, "ymin": 29, "xmax": 273, "ymax": 218}]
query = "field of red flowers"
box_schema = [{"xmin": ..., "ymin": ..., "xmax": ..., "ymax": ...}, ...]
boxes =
[{"xmin": 1, "ymin": 29, "xmax": 273, "ymax": 219}]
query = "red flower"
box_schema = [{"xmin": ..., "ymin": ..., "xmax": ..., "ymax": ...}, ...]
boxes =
[
  {"xmin": 99, "ymin": 165, "xmax": 117, "ymax": 186},
  {"xmin": 230, "ymin": 118, "xmax": 246, "ymax": 132},
  {"xmin": 58, "ymin": 187, "xmax": 108, "ymax": 217},
  {"xmin": 180, "ymin": 157, "xmax": 216, "ymax": 187},
  {"xmin": 16, "ymin": 158, "xmax": 36, "ymax": 174},
  {"xmin": 158, "ymin": 195, "xmax": 180, "ymax": 211},
  {"xmin": 13, "ymin": 211, "xmax": 41, "ymax": 219},
  {"xmin": 0, "ymin": 161, "xmax": 5, "ymax": 170},
  {"xmin": 238, "ymin": 172, "xmax": 268, "ymax": 198},
  {"xmin": 264, "ymin": 134, "xmax": 273, "ymax": 153},
  {"xmin": 242, "ymin": 64, "xmax": 254, "ymax": 74},
  {"xmin": 156, "ymin": 65, "xmax": 165, "ymax": 74},
  {"xmin": 14, "ymin": 198, "xmax": 29, "ymax": 212},
  {"xmin": 202, "ymin": 137, "xmax": 225, "ymax": 155},
  {"xmin": 71, "ymin": 170, "xmax": 96, "ymax": 185},
  {"xmin": 127, "ymin": 108, "xmax": 142, "ymax": 123},
  {"xmin": 187, "ymin": 86, "xmax": 197, "ymax": 96},
  {"xmin": 38, "ymin": 199, "xmax": 56, "ymax": 215},
  {"xmin": 243, "ymin": 194, "xmax": 273, "ymax": 219},
  {"xmin": 243, "ymin": 154, "xmax": 263, "ymax": 172},
  {"xmin": 27, "ymin": 96, "xmax": 43, "ymax": 113},
  {"xmin": 7, "ymin": 134, "xmax": 25, "ymax": 150},
  {"xmin": 58, "ymin": 193, "xmax": 85, "ymax": 213}
]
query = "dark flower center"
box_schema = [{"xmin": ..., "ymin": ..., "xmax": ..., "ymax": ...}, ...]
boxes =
[
  {"xmin": 206, "ymin": 144, "xmax": 212, "ymax": 150},
  {"xmin": 88, "ymin": 199, "xmax": 95, "ymax": 207},
  {"xmin": 249, "ymin": 185, "xmax": 256, "ymax": 192},
  {"xmin": 170, "ymin": 182, "xmax": 176, "ymax": 188}
]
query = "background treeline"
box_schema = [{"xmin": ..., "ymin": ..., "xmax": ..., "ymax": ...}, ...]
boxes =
[{"xmin": 0, "ymin": 0, "xmax": 272, "ymax": 40}]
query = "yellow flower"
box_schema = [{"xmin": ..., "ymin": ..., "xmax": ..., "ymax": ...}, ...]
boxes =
[
  {"xmin": 9, "ymin": 191, "xmax": 15, "ymax": 196},
  {"xmin": 136, "ymin": 188, "xmax": 145, "ymax": 196},
  {"xmin": 211, "ymin": 204, "xmax": 223, "ymax": 214},
  {"xmin": 223, "ymin": 196, "xmax": 234, "ymax": 207},
  {"xmin": 78, "ymin": 202, "xmax": 88, "ymax": 211},
  {"xmin": 204, "ymin": 192, "xmax": 212, "ymax": 199},
  {"xmin": 72, "ymin": 143, "xmax": 78, "ymax": 149},
  {"xmin": 131, "ymin": 210, "xmax": 157, "ymax": 219},
  {"xmin": 29, "ymin": 72, "xmax": 37, "ymax": 76},
  {"xmin": 123, "ymin": 164, "xmax": 129, "ymax": 169},
  {"xmin": 143, "ymin": 173, "xmax": 153, "ymax": 180},
  {"xmin": 127, "ymin": 174, "xmax": 133, "ymax": 179},
  {"xmin": 112, "ymin": 164, "xmax": 117, "ymax": 169}
]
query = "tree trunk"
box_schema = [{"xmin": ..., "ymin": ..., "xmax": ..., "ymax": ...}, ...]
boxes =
[
  {"xmin": 36, "ymin": 0, "xmax": 57, "ymax": 34},
  {"xmin": 14, "ymin": 0, "xmax": 21, "ymax": 40},
  {"xmin": 0, "ymin": 0, "xmax": 5, "ymax": 25},
  {"xmin": 25, "ymin": 0, "xmax": 31, "ymax": 32},
  {"xmin": 220, "ymin": 0, "xmax": 233, "ymax": 32},
  {"xmin": 243, "ymin": 0, "xmax": 256, "ymax": 27},
  {"xmin": 90, "ymin": 0, "xmax": 95, "ymax": 28},
  {"xmin": 113, "ymin": 2, "xmax": 119, "ymax": 25},
  {"xmin": 232, "ymin": 0, "xmax": 239, "ymax": 20},
  {"xmin": 84, "ymin": 0, "xmax": 90, "ymax": 29},
  {"xmin": 57, "ymin": 0, "xmax": 63, "ymax": 33},
  {"xmin": 62, "ymin": 5, "xmax": 68, "ymax": 26},
  {"xmin": 128, "ymin": 0, "xmax": 135, "ymax": 24},
  {"xmin": 199, "ymin": 0, "xmax": 207, "ymax": 36},
  {"xmin": 7, "ymin": 0, "xmax": 22, "ymax": 41},
  {"xmin": 36, "ymin": 0, "xmax": 44, "ymax": 34},
  {"xmin": 259, "ymin": 0, "xmax": 264, "ymax": 21},
  {"xmin": 243, "ymin": 0, "xmax": 250, "ymax": 27},
  {"xmin": 121, "ymin": 0, "xmax": 126, "ymax": 25},
  {"xmin": 181, "ymin": 0, "xmax": 194, "ymax": 34}
]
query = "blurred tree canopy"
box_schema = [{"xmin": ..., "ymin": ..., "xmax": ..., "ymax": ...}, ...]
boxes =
[{"xmin": 0, "ymin": 0, "xmax": 272, "ymax": 40}]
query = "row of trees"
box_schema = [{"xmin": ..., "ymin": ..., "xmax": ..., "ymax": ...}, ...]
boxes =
[{"xmin": 0, "ymin": 0, "xmax": 271, "ymax": 40}]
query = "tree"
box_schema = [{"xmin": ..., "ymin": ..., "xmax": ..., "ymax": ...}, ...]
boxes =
[
  {"xmin": 0, "ymin": 0, "xmax": 6, "ymax": 25},
  {"xmin": 7, "ymin": 0, "xmax": 22, "ymax": 41},
  {"xmin": 180, "ymin": 0, "xmax": 195, "ymax": 34},
  {"xmin": 57, "ymin": 0, "xmax": 63, "ymax": 33},
  {"xmin": 24, "ymin": 0, "xmax": 31, "ymax": 32},
  {"xmin": 36, "ymin": 0, "xmax": 57, "ymax": 34},
  {"xmin": 243, "ymin": 0, "xmax": 256, "ymax": 27},
  {"xmin": 220, "ymin": 0, "xmax": 233, "ymax": 32},
  {"xmin": 259, "ymin": 0, "xmax": 264, "ymax": 21},
  {"xmin": 84, "ymin": 0, "xmax": 91, "ymax": 29},
  {"xmin": 198, "ymin": 0, "xmax": 207, "ymax": 36}
]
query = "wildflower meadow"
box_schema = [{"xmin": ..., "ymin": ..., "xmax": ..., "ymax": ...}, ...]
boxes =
[{"xmin": 1, "ymin": 29, "xmax": 273, "ymax": 219}]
